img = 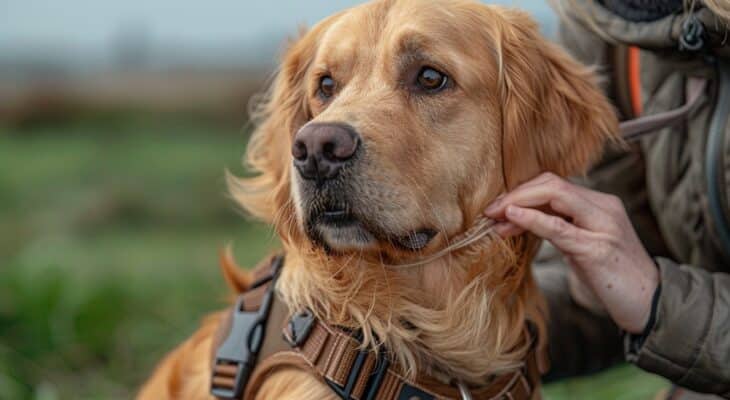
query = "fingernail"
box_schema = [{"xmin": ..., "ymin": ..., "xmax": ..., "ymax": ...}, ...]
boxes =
[{"xmin": 506, "ymin": 205, "xmax": 522, "ymax": 218}]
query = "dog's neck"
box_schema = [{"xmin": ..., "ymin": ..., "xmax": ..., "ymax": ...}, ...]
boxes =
[{"xmin": 276, "ymin": 234, "xmax": 544, "ymax": 385}]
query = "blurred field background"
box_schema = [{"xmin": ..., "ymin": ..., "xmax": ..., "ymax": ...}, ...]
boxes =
[{"xmin": 1, "ymin": 1, "xmax": 667, "ymax": 399}]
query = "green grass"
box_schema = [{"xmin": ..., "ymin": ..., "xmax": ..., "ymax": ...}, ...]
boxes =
[{"xmin": 0, "ymin": 116, "xmax": 667, "ymax": 399}]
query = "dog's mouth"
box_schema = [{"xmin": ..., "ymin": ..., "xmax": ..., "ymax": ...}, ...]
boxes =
[
  {"xmin": 320, "ymin": 209, "xmax": 357, "ymax": 226},
  {"xmin": 392, "ymin": 229, "xmax": 438, "ymax": 250},
  {"xmin": 309, "ymin": 205, "xmax": 437, "ymax": 252}
]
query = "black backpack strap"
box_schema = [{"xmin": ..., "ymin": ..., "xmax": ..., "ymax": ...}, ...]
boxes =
[{"xmin": 705, "ymin": 59, "xmax": 730, "ymax": 260}]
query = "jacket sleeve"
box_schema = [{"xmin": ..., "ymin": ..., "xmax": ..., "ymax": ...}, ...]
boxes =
[{"xmin": 625, "ymin": 257, "xmax": 730, "ymax": 397}]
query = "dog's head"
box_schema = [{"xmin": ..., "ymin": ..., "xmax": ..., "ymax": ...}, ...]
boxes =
[{"xmin": 232, "ymin": 0, "xmax": 618, "ymax": 260}]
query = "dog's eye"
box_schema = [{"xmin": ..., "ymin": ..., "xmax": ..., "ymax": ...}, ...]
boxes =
[
  {"xmin": 318, "ymin": 76, "xmax": 336, "ymax": 99},
  {"xmin": 416, "ymin": 67, "xmax": 448, "ymax": 92}
]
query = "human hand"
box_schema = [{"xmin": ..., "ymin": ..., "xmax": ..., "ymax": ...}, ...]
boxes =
[{"xmin": 485, "ymin": 173, "xmax": 659, "ymax": 334}]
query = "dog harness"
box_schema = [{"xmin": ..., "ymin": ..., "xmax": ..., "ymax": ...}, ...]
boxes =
[{"xmin": 210, "ymin": 255, "xmax": 543, "ymax": 400}]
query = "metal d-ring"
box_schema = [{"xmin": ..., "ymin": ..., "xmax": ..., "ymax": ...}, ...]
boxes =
[{"xmin": 456, "ymin": 380, "xmax": 473, "ymax": 400}]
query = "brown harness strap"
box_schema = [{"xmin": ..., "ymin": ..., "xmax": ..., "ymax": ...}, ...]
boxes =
[
  {"xmin": 211, "ymin": 255, "xmax": 541, "ymax": 400},
  {"xmin": 280, "ymin": 313, "xmax": 540, "ymax": 400}
]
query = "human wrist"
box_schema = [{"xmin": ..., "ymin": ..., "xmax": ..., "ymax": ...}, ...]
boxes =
[
  {"xmin": 622, "ymin": 258, "xmax": 660, "ymax": 334},
  {"xmin": 625, "ymin": 282, "xmax": 661, "ymax": 354}
]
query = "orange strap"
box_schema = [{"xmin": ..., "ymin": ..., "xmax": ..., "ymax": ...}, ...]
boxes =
[{"xmin": 627, "ymin": 46, "xmax": 643, "ymax": 117}]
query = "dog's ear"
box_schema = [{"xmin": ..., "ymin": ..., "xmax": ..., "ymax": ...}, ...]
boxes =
[
  {"xmin": 229, "ymin": 22, "xmax": 333, "ymax": 229},
  {"xmin": 493, "ymin": 8, "xmax": 620, "ymax": 189}
]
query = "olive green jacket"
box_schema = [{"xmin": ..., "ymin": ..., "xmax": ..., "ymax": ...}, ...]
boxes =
[{"xmin": 544, "ymin": 3, "xmax": 730, "ymax": 396}]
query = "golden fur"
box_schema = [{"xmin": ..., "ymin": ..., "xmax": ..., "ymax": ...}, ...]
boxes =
[{"xmin": 138, "ymin": 1, "xmax": 618, "ymax": 399}]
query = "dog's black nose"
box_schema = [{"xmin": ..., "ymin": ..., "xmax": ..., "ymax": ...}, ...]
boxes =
[{"xmin": 292, "ymin": 122, "xmax": 360, "ymax": 181}]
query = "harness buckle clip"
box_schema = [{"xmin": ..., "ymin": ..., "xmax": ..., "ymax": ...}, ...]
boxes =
[
  {"xmin": 211, "ymin": 259, "xmax": 282, "ymax": 399},
  {"xmin": 284, "ymin": 308, "xmax": 315, "ymax": 347}
]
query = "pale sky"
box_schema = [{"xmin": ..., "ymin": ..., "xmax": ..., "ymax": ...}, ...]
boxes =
[{"xmin": 0, "ymin": 1, "xmax": 556, "ymax": 66}]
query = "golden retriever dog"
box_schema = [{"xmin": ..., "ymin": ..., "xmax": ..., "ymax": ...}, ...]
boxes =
[{"xmin": 138, "ymin": 0, "xmax": 618, "ymax": 399}]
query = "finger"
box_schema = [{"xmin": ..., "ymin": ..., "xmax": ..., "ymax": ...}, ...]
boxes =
[
  {"xmin": 492, "ymin": 221, "xmax": 525, "ymax": 238},
  {"xmin": 486, "ymin": 173, "xmax": 558, "ymax": 215},
  {"xmin": 488, "ymin": 173, "xmax": 618, "ymax": 219},
  {"xmin": 505, "ymin": 205, "xmax": 589, "ymax": 254},
  {"xmin": 526, "ymin": 176, "xmax": 623, "ymax": 218},
  {"xmin": 489, "ymin": 173, "xmax": 555, "ymax": 204},
  {"xmin": 486, "ymin": 181, "xmax": 600, "ymax": 230},
  {"xmin": 486, "ymin": 173, "xmax": 570, "ymax": 217},
  {"xmin": 505, "ymin": 172, "xmax": 556, "ymax": 191},
  {"xmin": 565, "ymin": 183, "xmax": 623, "ymax": 215}
]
